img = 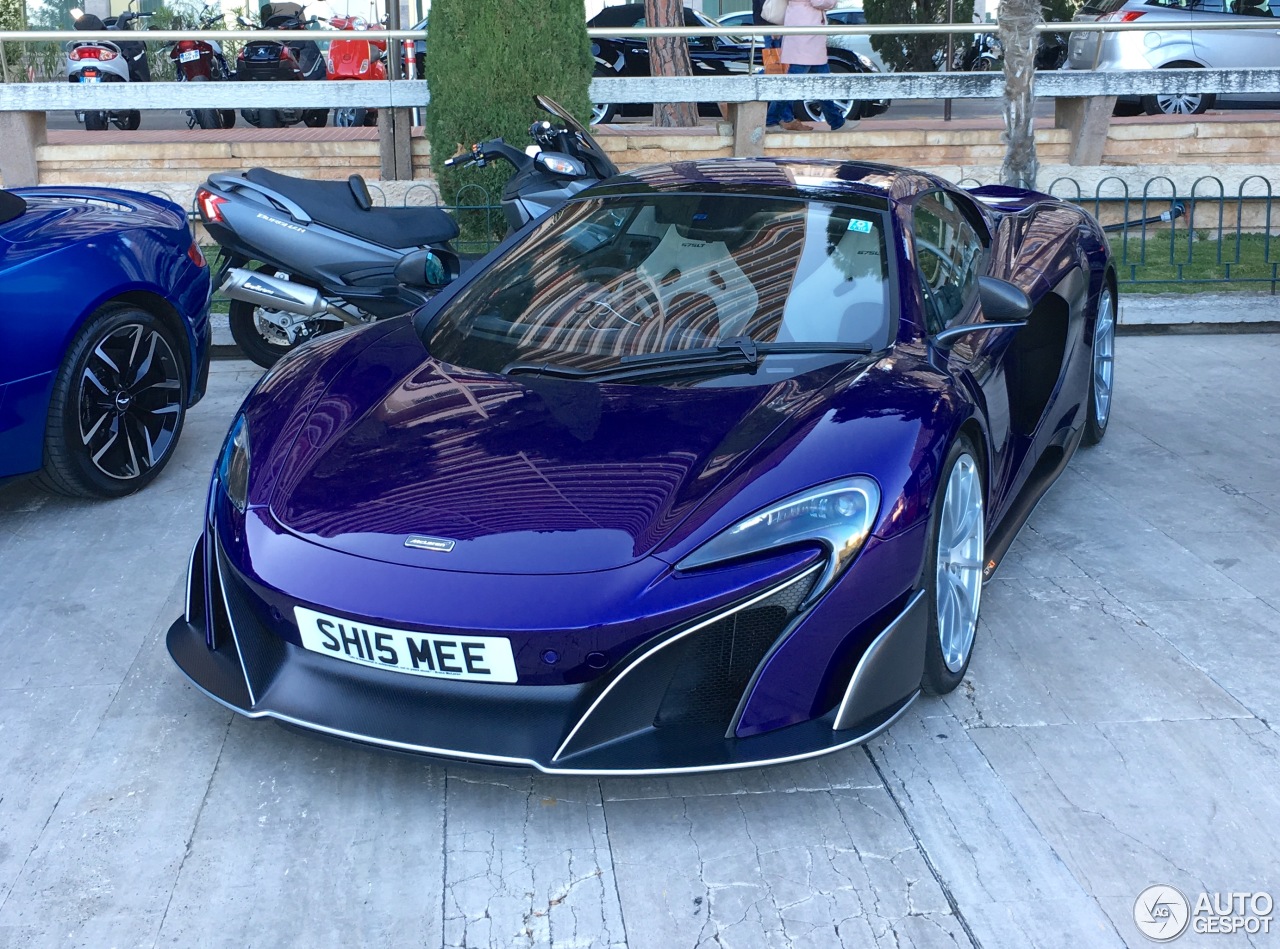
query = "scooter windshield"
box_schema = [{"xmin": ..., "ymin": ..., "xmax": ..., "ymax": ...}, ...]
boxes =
[{"xmin": 535, "ymin": 95, "xmax": 619, "ymax": 178}]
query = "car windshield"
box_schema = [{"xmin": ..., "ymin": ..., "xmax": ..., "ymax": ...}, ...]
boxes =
[{"xmin": 422, "ymin": 193, "xmax": 895, "ymax": 384}]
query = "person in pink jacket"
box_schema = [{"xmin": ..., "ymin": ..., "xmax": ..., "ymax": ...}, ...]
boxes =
[{"xmin": 766, "ymin": 0, "xmax": 846, "ymax": 132}]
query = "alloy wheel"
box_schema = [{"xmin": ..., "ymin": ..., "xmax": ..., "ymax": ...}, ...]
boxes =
[
  {"xmin": 1093, "ymin": 289, "xmax": 1115, "ymax": 428},
  {"xmin": 935, "ymin": 452, "xmax": 984, "ymax": 673},
  {"xmin": 1155, "ymin": 93, "xmax": 1202, "ymax": 115},
  {"xmin": 78, "ymin": 323, "xmax": 183, "ymax": 481}
]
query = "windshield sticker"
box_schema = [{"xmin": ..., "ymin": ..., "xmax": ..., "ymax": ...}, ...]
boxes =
[{"xmin": 847, "ymin": 219, "xmax": 873, "ymax": 233}]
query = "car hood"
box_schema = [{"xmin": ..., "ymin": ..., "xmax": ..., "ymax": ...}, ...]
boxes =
[{"xmin": 267, "ymin": 324, "xmax": 862, "ymax": 575}]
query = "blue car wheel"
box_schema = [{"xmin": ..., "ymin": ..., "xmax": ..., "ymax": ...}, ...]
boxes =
[{"xmin": 40, "ymin": 304, "xmax": 189, "ymax": 498}]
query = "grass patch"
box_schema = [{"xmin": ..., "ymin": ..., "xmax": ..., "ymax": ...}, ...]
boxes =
[{"xmin": 1110, "ymin": 230, "xmax": 1280, "ymax": 294}]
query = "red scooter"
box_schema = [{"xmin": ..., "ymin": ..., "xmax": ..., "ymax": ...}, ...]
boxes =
[
  {"xmin": 326, "ymin": 15, "xmax": 386, "ymax": 127},
  {"xmin": 168, "ymin": 5, "xmax": 235, "ymax": 130}
]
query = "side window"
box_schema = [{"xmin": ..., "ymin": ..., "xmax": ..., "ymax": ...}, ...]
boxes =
[{"xmin": 912, "ymin": 192, "xmax": 985, "ymax": 334}]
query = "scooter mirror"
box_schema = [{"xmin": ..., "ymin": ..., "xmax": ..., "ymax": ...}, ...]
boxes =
[{"xmin": 395, "ymin": 249, "xmax": 458, "ymax": 290}]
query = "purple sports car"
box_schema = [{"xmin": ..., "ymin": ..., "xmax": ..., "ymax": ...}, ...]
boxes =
[{"xmin": 168, "ymin": 158, "xmax": 1115, "ymax": 774}]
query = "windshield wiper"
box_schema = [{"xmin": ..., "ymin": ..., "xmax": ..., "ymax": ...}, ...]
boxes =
[{"xmin": 503, "ymin": 337, "xmax": 873, "ymax": 382}]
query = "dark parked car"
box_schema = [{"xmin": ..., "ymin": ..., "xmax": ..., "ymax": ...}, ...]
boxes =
[
  {"xmin": 168, "ymin": 155, "xmax": 1116, "ymax": 774},
  {"xmin": 0, "ymin": 186, "xmax": 211, "ymax": 497},
  {"xmin": 589, "ymin": 3, "xmax": 889, "ymax": 124}
]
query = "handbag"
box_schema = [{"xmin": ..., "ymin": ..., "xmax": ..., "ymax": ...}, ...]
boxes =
[
  {"xmin": 761, "ymin": 0, "xmax": 788, "ymax": 25},
  {"xmin": 761, "ymin": 45, "xmax": 784, "ymax": 74}
]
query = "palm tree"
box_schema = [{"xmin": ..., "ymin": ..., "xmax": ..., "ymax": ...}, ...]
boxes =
[
  {"xmin": 644, "ymin": 0, "xmax": 698, "ymax": 126},
  {"xmin": 998, "ymin": 0, "xmax": 1042, "ymax": 188}
]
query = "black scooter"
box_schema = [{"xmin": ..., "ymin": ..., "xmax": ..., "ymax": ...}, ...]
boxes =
[
  {"xmin": 196, "ymin": 96, "xmax": 618, "ymax": 367},
  {"xmin": 235, "ymin": 2, "xmax": 328, "ymax": 129}
]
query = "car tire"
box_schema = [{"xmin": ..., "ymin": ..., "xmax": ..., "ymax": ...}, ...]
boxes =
[
  {"xmin": 1142, "ymin": 64, "xmax": 1213, "ymax": 115},
  {"xmin": 333, "ymin": 107, "xmax": 367, "ymax": 127},
  {"xmin": 1112, "ymin": 100, "xmax": 1143, "ymax": 117},
  {"xmin": 84, "ymin": 110, "xmax": 108, "ymax": 131},
  {"xmin": 921, "ymin": 434, "xmax": 985, "ymax": 695},
  {"xmin": 591, "ymin": 101, "xmax": 618, "ymax": 125},
  {"xmin": 1083, "ymin": 282, "xmax": 1116, "ymax": 446},
  {"xmin": 39, "ymin": 305, "xmax": 188, "ymax": 499},
  {"xmin": 797, "ymin": 59, "xmax": 862, "ymax": 126}
]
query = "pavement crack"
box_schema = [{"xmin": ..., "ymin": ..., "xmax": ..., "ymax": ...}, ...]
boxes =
[
  {"xmin": 150, "ymin": 715, "xmax": 233, "ymax": 948},
  {"xmin": 862, "ymin": 745, "xmax": 983, "ymax": 949}
]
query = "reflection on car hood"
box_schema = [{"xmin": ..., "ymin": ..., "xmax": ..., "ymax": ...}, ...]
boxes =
[
  {"xmin": 269, "ymin": 323, "xmax": 856, "ymax": 575},
  {"xmin": 1, "ymin": 188, "xmax": 186, "ymax": 253}
]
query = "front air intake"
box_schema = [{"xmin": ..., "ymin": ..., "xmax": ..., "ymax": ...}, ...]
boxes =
[
  {"xmin": 552, "ymin": 566, "xmax": 820, "ymax": 763},
  {"xmin": 653, "ymin": 572, "xmax": 816, "ymax": 729}
]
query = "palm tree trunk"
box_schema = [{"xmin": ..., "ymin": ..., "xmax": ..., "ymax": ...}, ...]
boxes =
[
  {"xmin": 645, "ymin": 0, "xmax": 699, "ymax": 126},
  {"xmin": 998, "ymin": 0, "xmax": 1041, "ymax": 188}
]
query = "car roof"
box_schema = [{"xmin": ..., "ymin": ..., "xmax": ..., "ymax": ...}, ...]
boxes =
[
  {"xmin": 590, "ymin": 3, "xmax": 708, "ymax": 27},
  {"xmin": 587, "ymin": 158, "xmax": 948, "ymax": 205}
]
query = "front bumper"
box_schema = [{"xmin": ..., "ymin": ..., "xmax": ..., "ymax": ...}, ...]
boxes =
[{"xmin": 167, "ymin": 530, "xmax": 927, "ymax": 775}]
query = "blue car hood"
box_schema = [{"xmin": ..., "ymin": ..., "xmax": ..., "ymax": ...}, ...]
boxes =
[{"xmin": 268, "ymin": 324, "xmax": 859, "ymax": 574}]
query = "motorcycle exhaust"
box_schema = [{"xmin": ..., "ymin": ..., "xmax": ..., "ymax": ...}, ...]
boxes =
[{"xmin": 220, "ymin": 268, "xmax": 360, "ymax": 324}]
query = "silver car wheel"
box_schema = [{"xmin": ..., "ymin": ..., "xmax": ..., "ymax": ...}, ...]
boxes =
[
  {"xmin": 1155, "ymin": 92, "xmax": 1202, "ymax": 115},
  {"xmin": 935, "ymin": 452, "xmax": 984, "ymax": 674},
  {"xmin": 1093, "ymin": 289, "xmax": 1115, "ymax": 427}
]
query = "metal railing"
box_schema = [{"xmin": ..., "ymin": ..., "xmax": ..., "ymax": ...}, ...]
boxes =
[
  {"xmin": 1046, "ymin": 175, "xmax": 1280, "ymax": 292},
  {"xmin": 4, "ymin": 18, "xmax": 1280, "ymax": 106}
]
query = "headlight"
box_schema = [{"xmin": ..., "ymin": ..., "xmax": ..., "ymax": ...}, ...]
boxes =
[
  {"xmin": 678, "ymin": 477, "xmax": 881, "ymax": 599},
  {"xmin": 218, "ymin": 414, "xmax": 251, "ymax": 513}
]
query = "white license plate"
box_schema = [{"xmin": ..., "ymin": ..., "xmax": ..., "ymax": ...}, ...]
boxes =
[
  {"xmin": 179, "ymin": 49, "xmax": 201, "ymax": 63},
  {"xmin": 81, "ymin": 75, "xmax": 100, "ymax": 83},
  {"xmin": 294, "ymin": 606, "xmax": 518, "ymax": 683}
]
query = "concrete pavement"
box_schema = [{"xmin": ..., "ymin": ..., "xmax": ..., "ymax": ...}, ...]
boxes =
[{"xmin": 0, "ymin": 334, "xmax": 1277, "ymax": 948}]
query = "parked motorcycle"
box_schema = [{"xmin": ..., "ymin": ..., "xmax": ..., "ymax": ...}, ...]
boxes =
[
  {"xmin": 235, "ymin": 2, "xmax": 328, "ymax": 129},
  {"xmin": 1035, "ymin": 31, "xmax": 1068, "ymax": 71},
  {"xmin": 195, "ymin": 96, "xmax": 618, "ymax": 367},
  {"xmin": 959, "ymin": 32, "xmax": 1002, "ymax": 72},
  {"xmin": 168, "ymin": 5, "xmax": 235, "ymax": 130},
  {"xmin": 65, "ymin": 4, "xmax": 151, "ymax": 131},
  {"xmin": 327, "ymin": 15, "xmax": 386, "ymax": 127}
]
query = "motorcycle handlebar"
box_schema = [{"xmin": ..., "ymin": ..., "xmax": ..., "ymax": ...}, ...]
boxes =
[{"xmin": 443, "ymin": 139, "xmax": 534, "ymax": 172}]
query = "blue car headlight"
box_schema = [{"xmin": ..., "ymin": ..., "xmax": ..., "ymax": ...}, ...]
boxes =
[
  {"xmin": 217, "ymin": 414, "xmax": 251, "ymax": 513},
  {"xmin": 678, "ymin": 477, "xmax": 881, "ymax": 599}
]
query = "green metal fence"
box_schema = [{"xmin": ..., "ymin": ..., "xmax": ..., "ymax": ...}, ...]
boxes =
[{"xmin": 1046, "ymin": 175, "xmax": 1279, "ymax": 294}]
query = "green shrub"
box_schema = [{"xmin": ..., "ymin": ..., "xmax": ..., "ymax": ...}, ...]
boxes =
[{"xmin": 425, "ymin": 0, "xmax": 592, "ymax": 228}]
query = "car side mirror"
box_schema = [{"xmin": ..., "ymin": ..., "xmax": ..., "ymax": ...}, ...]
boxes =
[
  {"xmin": 932, "ymin": 276, "xmax": 1031, "ymax": 351},
  {"xmin": 395, "ymin": 249, "xmax": 457, "ymax": 290},
  {"xmin": 976, "ymin": 275, "xmax": 1033, "ymax": 323}
]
